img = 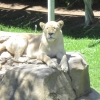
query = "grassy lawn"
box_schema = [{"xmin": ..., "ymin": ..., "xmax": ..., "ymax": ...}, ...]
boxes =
[
  {"xmin": 0, "ymin": 24, "xmax": 100, "ymax": 93},
  {"xmin": 64, "ymin": 26, "xmax": 100, "ymax": 92},
  {"xmin": 64, "ymin": 37, "xmax": 100, "ymax": 92}
]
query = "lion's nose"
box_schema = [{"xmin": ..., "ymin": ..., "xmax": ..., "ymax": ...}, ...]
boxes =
[{"xmin": 49, "ymin": 33, "xmax": 54, "ymax": 36}]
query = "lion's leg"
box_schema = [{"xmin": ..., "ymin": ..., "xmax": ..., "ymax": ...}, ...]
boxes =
[
  {"xmin": 12, "ymin": 43, "xmax": 28, "ymax": 63},
  {"xmin": 57, "ymin": 53, "xmax": 68, "ymax": 72},
  {"xmin": 12, "ymin": 55, "xmax": 28, "ymax": 63},
  {"xmin": 37, "ymin": 53, "xmax": 58, "ymax": 68},
  {"xmin": 0, "ymin": 43, "xmax": 6, "ymax": 70},
  {"xmin": 12, "ymin": 50, "xmax": 28, "ymax": 63},
  {"xmin": 0, "ymin": 43, "xmax": 6, "ymax": 52}
]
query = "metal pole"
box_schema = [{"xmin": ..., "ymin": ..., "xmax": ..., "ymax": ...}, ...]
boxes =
[{"xmin": 48, "ymin": 0, "xmax": 55, "ymax": 21}]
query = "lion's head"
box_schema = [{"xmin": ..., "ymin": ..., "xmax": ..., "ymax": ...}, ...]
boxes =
[{"xmin": 40, "ymin": 20, "xmax": 64, "ymax": 42}]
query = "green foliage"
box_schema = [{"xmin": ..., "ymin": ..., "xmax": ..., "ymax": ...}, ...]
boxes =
[
  {"xmin": 64, "ymin": 36, "xmax": 100, "ymax": 92},
  {"xmin": 0, "ymin": 24, "xmax": 35, "ymax": 33}
]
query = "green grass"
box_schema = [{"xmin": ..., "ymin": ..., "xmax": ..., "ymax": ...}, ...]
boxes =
[
  {"xmin": 0, "ymin": 24, "xmax": 100, "ymax": 93},
  {"xmin": 64, "ymin": 37, "xmax": 100, "ymax": 92},
  {"xmin": 0, "ymin": 24, "xmax": 35, "ymax": 33}
]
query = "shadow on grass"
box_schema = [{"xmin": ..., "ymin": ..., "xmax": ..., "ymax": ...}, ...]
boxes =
[
  {"xmin": 63, "ymin": 25, "xmax": 100, "ymax": 39},
  {"xmin": 0, "ymin": 1, "xmax": 100, "ymax": 39},
  {"xmin": 76, "ymin": 88, "xmax": 100, "ymax": 100}
]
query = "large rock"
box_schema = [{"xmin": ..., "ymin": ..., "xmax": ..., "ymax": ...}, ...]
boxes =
[
  {"xmin": 0, "ymin": 64, "xmax": 76, "ymax": 100},
  {"xmin": 0, "ymin": 52, "xmax": 91, "ymax": 100},
  {"xmin": 0, "ymin": 31, "xmax": 16, "ymax": 43},
  {"xmin": 68, "ymin": 52, "xmax": 90, "ymax": 97},
  {"xmin": 0, "ymin": 31, "xmax": 31, "ymax": 43}
]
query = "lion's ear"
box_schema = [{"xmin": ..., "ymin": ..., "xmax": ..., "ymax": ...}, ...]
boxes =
[
  {"xmin": 39, "ymin": 22, "xmax": 46, "ymax": 30},
  {"xmin": 57, "ymin": 20, "xmax": 64, "ymax": 28}
]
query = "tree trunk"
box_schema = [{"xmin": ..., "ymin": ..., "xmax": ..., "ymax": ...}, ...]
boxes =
[{"xmin": 83, "ymin": 0, "xmax": 94, "ymax": 25}]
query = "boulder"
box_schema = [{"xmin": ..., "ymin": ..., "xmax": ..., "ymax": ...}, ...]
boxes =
[
  {"xmin": 0, "ymin": 52, "xmax": 91, "ymax": 100},
  {"xmin": 0, "ymin": 64, "xmax": 76, "ymax": 100},
  {"xmin": 0, "ymin": 31, "xmax": 14, "ymax": 43},
  {"xmin": 0, "ymin": 31, "xmax": 27, "ymax": 43},
  {"xmin": 68, "ymin": 52, "xmax": 91, "ymax": 97}
]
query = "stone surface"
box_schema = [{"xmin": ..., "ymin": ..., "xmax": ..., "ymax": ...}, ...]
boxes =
[
  {"xmin": 0, "ymin": 31, "xmax": 34, "ymax": 43},
  {"xmin": 0, "ymin": 52, "xmax": 92, "ymax": 100},
  {"xmin": 0, "ymin": 64, "xmax": 76, "ymax": 100},
  {"xmin": 0, "ymin": 31, "xmax": 27, "ymax": 43},
  {"xmin": 0, "ymin": 31, "xmax": 14, "ymax": 43},
  {"xmin": 68, "ymin": 52, "xmax": 91, "ymax": 97}
]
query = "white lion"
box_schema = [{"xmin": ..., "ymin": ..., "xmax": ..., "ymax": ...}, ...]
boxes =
[{"xmin": 0, "ymin": 20, "xmax": 68, "ymax": 72}]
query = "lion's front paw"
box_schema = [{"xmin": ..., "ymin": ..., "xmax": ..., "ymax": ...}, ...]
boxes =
[
  {"xmin": 61, "ymin": 64, "xmax": 68, "ymax": 72},
  {"xmin": 47, "ymin": 60, "xmax": 58, "ymax": 68}
]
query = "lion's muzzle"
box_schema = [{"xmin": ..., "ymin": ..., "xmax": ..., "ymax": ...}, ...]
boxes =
[
  {"xmin": 48, "ymin": 33, "xmax": 54, "ymax": 37},
  {"xmin": 47, "ymin": 33, "xmax": 55, "ymax": 42}
]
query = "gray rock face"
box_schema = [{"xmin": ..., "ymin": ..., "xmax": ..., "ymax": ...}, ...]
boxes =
[
  {"xmin": 68, "ymin": 52, "xmax": 90, "ymax": 97},
  {"xmin": 0, "ymin": 52, "xmax": 92, "ymax": 100},
  {"xmin": 0, "ymin": 64, "xmax": 76, "ymax": 100},
  {"xmin": 0, "ymin": 31, "xmax": 15, "ymax": 43}
]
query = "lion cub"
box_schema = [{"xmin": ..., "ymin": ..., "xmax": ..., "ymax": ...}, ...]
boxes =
[{"xmin": 0, "ymin": 20, "xmax": 68, "ymax": 72}]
